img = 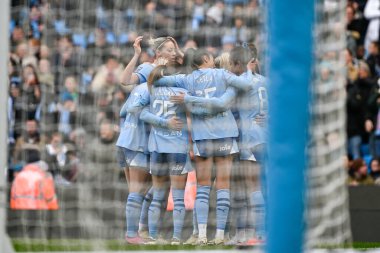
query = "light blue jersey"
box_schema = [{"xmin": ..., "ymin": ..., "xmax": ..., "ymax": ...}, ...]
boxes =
[
  {"xmin": 236, "ymin": 71, "xmax": 268, "ymax": 149},
  {"xmin": 155, "ymin": 68, "xmax": 251, "ymax": 141},
  {"xmin": 116, "ymin": 83, "xmax": 150, "ymax": 152},
  {"xmin": 174, "ymin": 71, "xmax": 268, "ymax": 149},
  {"xmin": 134, "ymin": 63, "xmax": 155, "ymax": 84},
  {"xmin": 147, "ymin": 86, "xmax": 189, "ymax": 154}
]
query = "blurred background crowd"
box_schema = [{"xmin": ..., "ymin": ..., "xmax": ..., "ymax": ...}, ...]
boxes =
[
  {"xmin": 6, "ymin": 0, "xmax": 380, "ymax": 187},
  {"xmin": 7, "ymin": 0, "xmax": 264, "ymax": 186}
]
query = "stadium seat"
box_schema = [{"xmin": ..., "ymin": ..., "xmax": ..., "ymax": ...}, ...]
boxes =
[
  {"xmin": 54, "ymin": 20, "xmax": 71, "ymax": 35},
  {"xmin": 73, "ymin": 33, "xmax": 87, "ymax": 48},
  {"xmin": 118, "ymin": 33, "xmax": 129, "ymax": 45}
]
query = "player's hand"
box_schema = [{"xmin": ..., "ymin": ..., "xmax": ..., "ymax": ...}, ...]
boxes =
[
  {"xmin": 170, "ymin": 92, "xmax": 186, "ymax": 104},
  {"xmin": 156, "ymin": 57, "xmax": 168, "ymax": 66},
  {"xmin": 247, "ymin": 58, "xmax": 257, "ymax": 73},
  {"xmin": 133, "ymin": 36, "xmax": 143, "ymax": 56},
  {"xmin": 168, "ymin": 36, "xmax": 184, "ymax": 57},
  {"xmin": 168, "ymin": 116, "xmax": 183, "ymax": 130}
]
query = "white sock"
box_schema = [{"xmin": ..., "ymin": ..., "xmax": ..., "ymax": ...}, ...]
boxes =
[
  {"xmin": 246, "ymin": 228, "xmax": 255, "ymax": 238},
  {"xmin": 215, "ymin": 229, "xmax": 224, "ymax": 240},
  {"xmin": 139, "ymin": 223, "xmax": 147, "ymax": 231},
  {"xmin": 237, "ymin": 229, "xmax": 246, "ymax": 240},
  {"xmin": 198, "ymin": 224, "xmax": 207, "ymax": 238}
]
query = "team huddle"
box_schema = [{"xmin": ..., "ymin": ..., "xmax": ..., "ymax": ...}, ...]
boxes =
[{"xmin": 116, "ymin": 35, "xmax": 267, "ymax": 246}]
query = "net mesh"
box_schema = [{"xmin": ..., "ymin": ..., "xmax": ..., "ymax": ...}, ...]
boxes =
[
  {"xmin": 7, "ymin": 0, "xmax": 266, "ymax": 251},
  {"xmin": 6, "ymin": 0, "xmax": 351, "ymax": 251},
  {"xmin": 306, "ymin": 0, "xmax": 352, "ymax": 247}
]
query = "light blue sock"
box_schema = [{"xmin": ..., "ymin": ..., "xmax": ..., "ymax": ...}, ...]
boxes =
[
  {"xmin": 216, "ymin": 189, "xmax": 230, "ymax": 231},
  {"xmin": 126, "ymin": 192, "xmax": 144, "ymax": 237},
  {"xmin": 172, "ymin": 188, "xmax": 185, "ymax": 240},
  {"xmin": 192, "ymin": 203, "xmax": 198, "ymax": 235},
  {"xmin": 139, "ymin": 187, "xmax": 153, "ymax": 230},
  {"xmin": 250, "ymin": 191, "xmax": 265, "ymax": 238},
  {"xmin": 148, "ymin": 188, "xmax": 166, "ymax": 239},
  {"xmin": 234, "ymin": 190, "xmax": 247, "ymax": 231},
  {"xmin": 195, "ymin": 185, "xmax": 211, "ymax": 226}
]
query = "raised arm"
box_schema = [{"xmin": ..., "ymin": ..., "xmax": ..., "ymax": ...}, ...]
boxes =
[{"xmin": 120, "ymin": 36, "xmax": 143, "ymax": 91}]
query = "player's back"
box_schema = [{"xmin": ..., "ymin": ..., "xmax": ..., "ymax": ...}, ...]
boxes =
[
  {"xmin": 116, "ymin": 83, "xmax": 149, "ymax": 152},
  {"xmin": 184, "ymin": 68, "xmax": 239, "ymax": 140},
  {"xmin": 148, "ymin": 86, "xmax": 188, "ymax": 154},
  {"xmin": 236, "ymin": 72, "xmax": 268, "ymax": 148}
]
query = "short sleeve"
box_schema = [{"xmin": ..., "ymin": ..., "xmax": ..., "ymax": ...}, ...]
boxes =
[{"xmin": 134, "ymin": 63, "xmax": 155, "ymax": 84}]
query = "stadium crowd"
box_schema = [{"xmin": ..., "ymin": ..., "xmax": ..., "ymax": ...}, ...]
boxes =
[
  {"xmin": 7, "ymin": 0, "xmax": 263, "ymax": 184},
  {"xmin": 345, "ymin": 0, "xmax": 380, "ymax": 185}
]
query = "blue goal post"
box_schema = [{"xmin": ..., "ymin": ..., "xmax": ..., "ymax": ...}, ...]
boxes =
[{"xmin": 266, "ymin": 0, "xmax": 315, "ymax": 253}]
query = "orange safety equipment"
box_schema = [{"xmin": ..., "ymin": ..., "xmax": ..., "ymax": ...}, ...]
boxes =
[{"xmin": 10, "ymin": 164, "xmax": 59, "ymax": 210}]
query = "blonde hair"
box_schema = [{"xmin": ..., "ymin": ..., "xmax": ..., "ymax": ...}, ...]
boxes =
[
  {"xmin": 148, "ymin": 37, "xmax": 176, "ymax": 52},
  {"xmin": 215, "ymin": 52, "xmax": 231, "ymax": 70}
]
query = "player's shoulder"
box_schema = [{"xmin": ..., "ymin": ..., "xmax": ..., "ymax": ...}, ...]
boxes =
[
  {"xmin": 135, "ymin": 62, "xmax": 154, "ymax": 73},
  {"xmin": 132, "ymin": 82, "xmax": 149, "ymax": 94}
]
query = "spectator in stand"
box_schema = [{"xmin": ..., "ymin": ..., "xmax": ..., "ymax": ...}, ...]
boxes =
[
  {"xmin": 57, "ymin": 91, "xmax": 77, "ymax": 138},
  {"xmin": 28, "ymin": 3, "xmax": 44, "ymax": 39},
  {"xmin": 199, "ymin": 1, "xmax": 224, "ymax": 51},
  {"xmin": 43, "ymin": 132, "xmax": 67, "ymax": 176},
  {"xmin": 140, "ymin": 1, "xmax": 171, "ymax": 37},
  {"xmin": 90, "ymin": 55, "xmax": 124, "ymax": 95},
  {"xmin": 189, "ymin": 0, "xmax": 208, "ymax": 32},
  {"xmin": 345, "ymin": 48, "xmax": 359, "ymax": 85},
  {"xmin": 27, "ymin": 38, "xmax": 41, "ymax": 62},
  {"xmin": 53, "ymin": 35, "xmax": 79, "ymax": 94},
  {"xmin": 369, "ymin": 158, "xmax": 380, "ymax": 184},
  {"xmin": 86, "ymin": 27, "xmax": 113, "ymax": 69},
  {"xmin": 10, "ymin": 25, "xmax": 26, "ymax": 50},
  {"xmin": 83, "ymin": 120, "xmax": 119, "ymax": 182},
  {"xmin": 8, "ymin": 77, "xmax": 23, "ymax": 141},
  {"xmin": 346, "ymin": 61, "xmax": 375, "ymax": 159},
  {"xmin": 68, "ymin": 128, "xmax": 87, "ymax": 159},
  {"xmin": 61, "ymin": 143, "xmax": 81, "ymax": 182},
  {"xmin": 21, "ymin": 64, "xmax": 41, "ymax": 120},
  {"xmin": 63, "ymin": 76, "xmax": 79, "ymax": 104},
  {"xmin": 38, "ymin": 58, "xmax": 55, "ymax": 92},
  {"xmin": 238, "ymin": 0, "xmax": 261, "ymax": 31},
  {"xmin": 364, "ymin": 0, "xmax": 380, "ymax": 53},
  {"xmin": 183, "ymin": 39, "xmax": 198, "ymax": 51},
  {"xmin": 366, "ymin": 41, "xmax": 380, "ymax": 78},
  {"xmin": 346, "ymin": 3, "xmax": 368, "ymax": 55},
  {"xmin": 13, "ymin": 119, "xmax": 43, "ymax": 165},
  {"xmin": 39, "ymin": 44, "xmax": 51, "ymax": 61},
  {"xmin": 348, "ymin": 158, "xmax": 374, "ymax": 185},
  {"xmin": 11, "ymin": 43, "xmax": 28, "ymax": 68},
  {"xmin": 227, "ymin": 16, "xmax": 252, "ymax": 45}
]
